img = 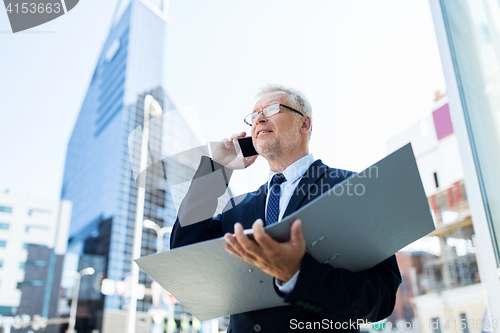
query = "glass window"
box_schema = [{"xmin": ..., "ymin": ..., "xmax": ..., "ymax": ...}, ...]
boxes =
[
  {"xmin": 431, "ymin": 318, "xmax": 441, "ymax": 333},
  {"xmin": 21, "ymin": 280, "xmax": 43, "ymax": 287},
  {"xmin": 401, "ymin": 276, "xmax": 409, "ymax": 292},
  {"xmin": 0, "ymin": 260, "xmax": 3, "ymax": 268},
  {"xmin": 460, "ymin": 313, "xmax": 469, "ymax": 333},
  {"xmin": 441, "ymin": 0, "xmax": 500, "ymax": 264},
  {"xmin": 25, "ymin": 260, "xmax": 46, "ymax": 267},
  {"xmin": 23, "ymin": 243, "xmax": 46, "ymax": 250},
  {"xmin": 0, "ymin": 223, "xmax": 8, "ymax": 230},
  {"xmin": 27, "ymin": 208, "xmax": 52, "ymax": 216},
  {"xmin": 0, "ymin": 207, "xmax": 12, "ymax": 213},
  {"xmin": 404, "ymin": 306, "xmax": 412, "ymax": 323},
  {"xmin": 25, "ymin": 225, "xmax": 50, "ymax": 232},
  {"xmin": 0, "ymin": 240, "xmax": 6, "ymax": 247},
  {"xmin": 0, "ymin": 306, "xmax": 15, "ymax": 315}
]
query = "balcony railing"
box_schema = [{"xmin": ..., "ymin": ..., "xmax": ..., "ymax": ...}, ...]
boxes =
[
  {"xmin": 418, "ymin": 252, "xmax": 480, "ymax": 294},
  {"xmin": 428, "ymin": 180, "xmax": 469, "ymax": 226}
]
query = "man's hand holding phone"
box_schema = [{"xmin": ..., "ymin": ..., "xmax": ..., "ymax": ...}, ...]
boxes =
[{"xmin": 212, "ymin": 132, "xmax": 258, "ymax": 170}]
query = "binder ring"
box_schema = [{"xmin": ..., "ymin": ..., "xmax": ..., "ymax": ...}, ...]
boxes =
[
  {"xmin": 322, "ymin": 254, "xmax": 339, "ymax": 264},
  {"xmin": 310, "ymin": 235, "xmax": 328, "ymax": 247}
]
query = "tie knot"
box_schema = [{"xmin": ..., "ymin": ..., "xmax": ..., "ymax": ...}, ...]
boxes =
[{"xmin": 271, "ymin": 173, "xmax": 286, "ymax": 186}]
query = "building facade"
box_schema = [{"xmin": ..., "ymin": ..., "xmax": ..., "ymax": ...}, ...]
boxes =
[
  {"xmin": 58, "ymin": 1, "xmax": 221, "ymax": 332},
  {"xmin": 387, "ymin": 96, "xmax": 487, "ymax": 333},
  {"xmin": 0, "ymin": 192, "xmax": 71, "ymax": 332},
  {"xmin": 389, "ymin": 251, "xmax": 424, "ymax": 333},
  {"xmin": 430, "ymin": 0, "xmax": 500, "ymax": 323}
]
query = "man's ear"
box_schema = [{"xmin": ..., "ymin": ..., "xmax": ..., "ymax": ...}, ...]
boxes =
[{"xmin": 300, "ymin": 116, "xmax": 311, "ymax": 134}]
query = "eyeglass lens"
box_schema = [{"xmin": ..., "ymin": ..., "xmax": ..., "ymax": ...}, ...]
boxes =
[{"xmin": 252, "ymin": 104, "xmax": 279, "ymax": 123}]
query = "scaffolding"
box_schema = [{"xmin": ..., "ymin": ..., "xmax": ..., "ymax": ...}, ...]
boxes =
[{"xmin": 417, "ymin": 180, "xmax": 480, "ymax": 295}]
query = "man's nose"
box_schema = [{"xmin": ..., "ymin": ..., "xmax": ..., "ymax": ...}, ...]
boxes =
[{"xmin": 254, "ymin": 112, "xmax": 267, "ymax": 124}]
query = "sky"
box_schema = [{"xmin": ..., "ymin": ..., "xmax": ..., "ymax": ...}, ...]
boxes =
[{"xmin": 0, "ymin": 0, "xmax": 446, "ymax": 201}]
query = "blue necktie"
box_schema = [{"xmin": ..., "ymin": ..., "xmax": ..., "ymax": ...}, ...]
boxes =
[{"xmin": 266, "ymin": 173, "xmax": 287, "ymax": 226}]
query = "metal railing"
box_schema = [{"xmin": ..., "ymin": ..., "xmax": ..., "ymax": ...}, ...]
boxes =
[{"xmin": 428, "ymin": 180, "xmax": 469, "ymax": 225}]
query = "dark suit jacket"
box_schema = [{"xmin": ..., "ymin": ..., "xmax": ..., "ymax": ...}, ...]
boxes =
[{"xmin": 171, "ymin": 156, "xmax": 401, "ymax": 333}]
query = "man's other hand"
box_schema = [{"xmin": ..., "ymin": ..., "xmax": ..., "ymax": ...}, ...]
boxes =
[
  {"xmin": 212, "ymin": 132, "xmax": 258, "ymax": 169},
  {"xmin": 224, "ymin": 219, "xmax": 305, "ymax": 282}
]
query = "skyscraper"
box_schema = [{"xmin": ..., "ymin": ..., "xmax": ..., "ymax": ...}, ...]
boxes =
[
  {"xmin": 59, "ymin": 1, "xmax": 206, "ymax": 331},
  {"xmin": 0, "ymin": 193, "xmax": 71, "ymax": 327}
]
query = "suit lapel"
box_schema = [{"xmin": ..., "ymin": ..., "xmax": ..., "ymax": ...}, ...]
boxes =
[
  {"xmin": 240, "ymin": 183, "xmax": 267, "ymax": 230},
  {"xmin": 283, "ymin": 159, "xmax": 328, "ymax": 218}
]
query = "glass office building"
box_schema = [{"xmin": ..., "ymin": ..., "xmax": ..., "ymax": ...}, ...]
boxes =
[
  {"xmin": 59, "ymin": 0, "xmax": 206, "ymax": 331},
  {"xmin": 430, "ymin": 0, "xmax": 500, "ymax": 321}
]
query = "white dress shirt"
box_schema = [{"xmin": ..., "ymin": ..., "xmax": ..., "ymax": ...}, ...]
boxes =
[{"xmin": 265, "ymin": 154, "xmax": 315, "ymax": 294}]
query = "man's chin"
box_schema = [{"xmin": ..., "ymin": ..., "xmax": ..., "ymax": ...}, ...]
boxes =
[
  {"xmin": 255, "ymin": 142, "xmax": 280, "ymax": 160},
  {"xmin": 255, "ymin": 141, "xmax": 269, "ymax": 155}
]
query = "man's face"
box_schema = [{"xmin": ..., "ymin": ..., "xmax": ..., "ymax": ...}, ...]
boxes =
[{"xmin": 250, "ymin": 91, "xmax": 302, "ymax": 160}]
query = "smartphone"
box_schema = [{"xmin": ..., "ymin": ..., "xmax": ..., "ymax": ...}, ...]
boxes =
[{"xmin": 237, "ymin": 136, "xmax": 259, "ymax": 157}]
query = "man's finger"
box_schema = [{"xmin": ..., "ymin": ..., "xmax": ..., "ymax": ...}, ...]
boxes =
[
  {"xmin": 233, "ymin": 138, "xmax": 243, "ymax": 156},
  {"xmin": 225, "ymin": 244, "xmax": 241, "ymax": 258},
  {"xmin": 252, "ymin": 219, "xmax": 279, "ymax": 250},
  {"xmin": 245, "ymin": 155, "xmax": 258, "ymax": 162},
  {"xmin": 225, "ymin": 230, "xmax": 258, "ymax": 261},
  {"xmin": 290, "ymin": 219, "xmax": 305, "ymax": 245},
  {"xmin": 224, "ymin": 233, "xmax": 246, "ymax": 255},
  {"xmin": 234, "ymin": 223, "xmax": 263, "ymax": 256},
  {"xmin": 221, "ymin": 138, "xmax": 232, "ymax": 149},
  {"xmin": 244, "ymin": 154, "xmax": 258, "ymax": 168},
  {"xmin": 225, "ymin": 244, "xmax": 255, "ymax": 262}
]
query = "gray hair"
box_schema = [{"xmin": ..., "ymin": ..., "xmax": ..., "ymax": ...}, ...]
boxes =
[{"xmin": 256, "ymin": 84, "xmax": 312, "ymax": 137}]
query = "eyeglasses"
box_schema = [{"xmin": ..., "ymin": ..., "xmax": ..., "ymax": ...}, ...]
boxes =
[{"xmin": 244, "ymin": 103, "xmax": 304, "ymax": 126}]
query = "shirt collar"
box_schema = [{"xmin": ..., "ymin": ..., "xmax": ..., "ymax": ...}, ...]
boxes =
[{"xmin": 267, "ymin": 154, "xmax": 315, "ymax": 188}]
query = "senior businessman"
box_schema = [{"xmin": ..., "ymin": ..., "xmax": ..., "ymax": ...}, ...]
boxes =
[{"xmin": 170, "ymin": 84, "xmax": 401, "ymax": 332}]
